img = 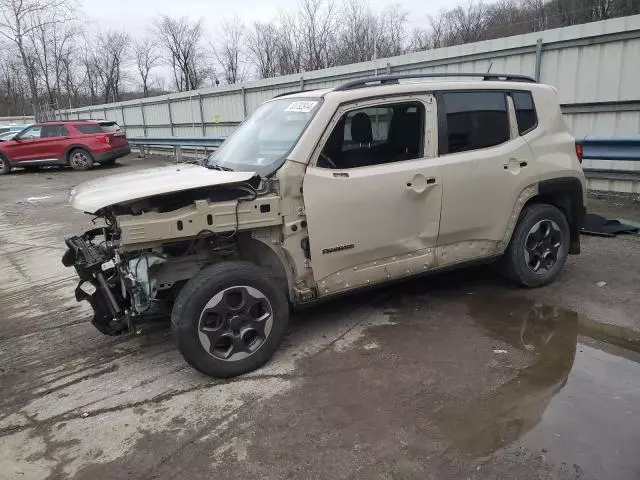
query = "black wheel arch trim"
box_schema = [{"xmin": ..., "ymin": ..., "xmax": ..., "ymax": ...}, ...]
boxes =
[{"xmin": 537, "ymin": 176, "xmax": 585, "ymax": 255}]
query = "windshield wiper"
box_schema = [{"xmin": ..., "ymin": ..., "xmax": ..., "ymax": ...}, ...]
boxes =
[{"xmin": 207, "ymin": 163, "xmax": 234, "ymax": 172}]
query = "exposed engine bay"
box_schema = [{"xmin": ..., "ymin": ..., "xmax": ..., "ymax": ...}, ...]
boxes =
[{"xmin": 62, "ymin": 177, "xmax": 287, "ymax": 336}]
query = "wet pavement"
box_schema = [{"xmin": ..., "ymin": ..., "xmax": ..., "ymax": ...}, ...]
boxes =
[{"xmin": 1, "ymin": 156, "xmax": 639, "ymax": 479}]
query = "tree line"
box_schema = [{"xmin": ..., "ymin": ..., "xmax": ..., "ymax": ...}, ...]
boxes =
[{"xmin": 0, "ymin": 0, "xmax": 638, "ymax": 117}]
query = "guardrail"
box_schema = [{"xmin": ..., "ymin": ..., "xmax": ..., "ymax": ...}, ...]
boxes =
[
  {"xmin": 577, "ymin": 136, "xmax": 640, "ymax": 193},
  {"xmin": 578, "ymin": 136, "xmax": 640, "ymax": 161},
  {"xmin": 127, "ymin": 136, "xmax": 225, "ymax": 162}
]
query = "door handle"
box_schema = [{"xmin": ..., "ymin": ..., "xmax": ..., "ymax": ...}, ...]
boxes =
[
  {"xmin": 406, "ymin": 175, "xmax": 437, "ymax": 194},
  {"xmin": 503, "ymin": 159, "xmax": 528, "ymax": 169}
]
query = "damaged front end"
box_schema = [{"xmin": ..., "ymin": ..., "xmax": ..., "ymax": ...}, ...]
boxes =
[
  {"xmin": 61, "ymin": 223, "xmax": 168, "ymax": 335},
  {"xmin": 62, "ymin": 163, "xmax": 287, "ymax": 337}
]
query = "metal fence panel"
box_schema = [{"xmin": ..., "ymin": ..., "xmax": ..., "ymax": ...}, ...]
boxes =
[
  {"xmin": 125, "ymin": 105, "xmax": 143, "ymax": 125},
  {"xmin": 201, "ymin": 92, "xmax": 245, "ymax": 123},
  {"xmin": 144, "ymin": 103, "xmax": 171, "ymax": 126}
]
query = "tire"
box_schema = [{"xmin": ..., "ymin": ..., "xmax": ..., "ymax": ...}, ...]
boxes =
[
  {"xmin": 502, "ymin": 203, "xmax": 570, "ymax": 288},
  {"xmin": 172, "ymin": 261, "xmax": 289, "ymax": 378},
  {"xmin": 68, "ymin": 148, "xmax": 94, "ymax": 170},
  {"xmin": 0, "ymin": 155, "xmax": 11, "ymax": 175}
]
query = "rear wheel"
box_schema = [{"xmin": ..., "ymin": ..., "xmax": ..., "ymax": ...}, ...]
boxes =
[
  {"xmin": 0, "ymin": 155, "xmax": 10, "ymax": 175},
  {"xmin": 172, "ymin": 262, "xmax": 289, "ymax": 378},
  {"xmin": 69, "ymin": 148, "xmax": 94, "ymax": 170},
  {"xmin": 502, "ymin": 204, "xmax": 570, "ymax": 288}
]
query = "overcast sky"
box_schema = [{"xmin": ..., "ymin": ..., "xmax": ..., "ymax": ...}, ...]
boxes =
[{"xmin": 80, "ymin": 0, "xmax": 459, "ymax": 39}]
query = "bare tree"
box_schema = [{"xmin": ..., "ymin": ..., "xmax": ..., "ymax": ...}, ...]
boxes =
[
  {"xmin": 134, "ymin": 36, "xmax": 159, "ymax": 97},
  {"xmin": 275, "ymin": 12, "xmax": 304, "ymax": 75},
  {"xmin": 0, "ymin": 0, "xmax": 72, "ymax": 109},
  {"xmin": 90, "ymin": 30, "xmax": 130, "ymax": 103},
  {"xmin": 335, "ymin": 0, "xmax": 378, "ymax": 63},
  {"xmin": 155, "ymin": 15, "xmax": 206, "ymax": 92},
  {"xmin": 0, "ymin": 43, "xmax": 30, "ymax": 114},
  {"xmin": 247, "ymin": 22, "xmax": 279, "ymax": 78},
  {"xmin": 523, "ymin": 0, "xmax": 550, "ymax": 30},
  {"xmin": 299, "ymin": 0, "xmax": 337, "ymax": 71},
  {"xmin": 448, "ymin": 2, "xmax": 487, "ymax": 44},
  {"xmin": 212, "ymin": 17, "xmax": 245, "ymax": 84},
  {"xmin": 27, "ymin": 10, "xmax": 77, "ymax": 107},
  {"xmin": 376, "ymin": 4, "xmax": 408, "ymax": 57}
]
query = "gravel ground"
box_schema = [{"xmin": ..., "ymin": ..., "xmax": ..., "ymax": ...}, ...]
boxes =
[{"xmin": 1, "ymin": 156, "xmax": 639, "ymax": 480}]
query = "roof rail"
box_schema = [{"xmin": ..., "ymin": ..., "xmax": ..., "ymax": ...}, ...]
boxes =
[
  {"xmin": 272, "ymin": 89, "xmax": 309, "ymax": 98},
  {"xmin": 334, "ymin": 72, "xmax": 536, "ymax": 91}
]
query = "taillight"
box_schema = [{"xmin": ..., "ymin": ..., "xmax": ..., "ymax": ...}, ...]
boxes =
[
  {"xmin": 96, "ymin": 135, "xmax": 110, "ymax": 144},
  {"xmin": 575, "ymin": 142, "xmax": 583, "ymax": 163}
]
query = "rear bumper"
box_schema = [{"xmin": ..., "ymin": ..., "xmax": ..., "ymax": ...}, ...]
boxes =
[{"xmin": 94, "ymin": 146, "xmax": 131, "ymax": 163}]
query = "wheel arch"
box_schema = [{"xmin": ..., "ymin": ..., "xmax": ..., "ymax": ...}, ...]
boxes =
[
  {"xmin": 236, "ymin": 233, "xmax": 295, "ymax": 302},
  {"xmin": 64, "ymin": 144, "xmax": 94, "ymax": 163},
  {"xmin": 523, "ymin": 177, "xmax": 584, "ymax": 255}
]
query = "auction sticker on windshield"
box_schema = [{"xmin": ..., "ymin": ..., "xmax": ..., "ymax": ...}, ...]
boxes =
[{"xmin": 285, "ymin": 101, "xmax": 318, "ymax": 113}]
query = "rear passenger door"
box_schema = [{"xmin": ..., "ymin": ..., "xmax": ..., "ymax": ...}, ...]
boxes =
[
  {"xmin": 38, "ymin": 124, "xmax": 70, "ymax": 162},
  {"xmin": 435, "ymin": 90, "xmax": 537, "ymax": 250}
]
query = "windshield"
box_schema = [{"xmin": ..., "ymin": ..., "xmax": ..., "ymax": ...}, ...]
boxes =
[{"xmin": 206, "ymin": 97, "xmax": 322, "ymax": 176}]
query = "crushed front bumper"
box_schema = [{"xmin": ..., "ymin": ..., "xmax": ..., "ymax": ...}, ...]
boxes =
[{"xmin": 62, "ymin": 232, "xmax": 128, "ymax": 335}]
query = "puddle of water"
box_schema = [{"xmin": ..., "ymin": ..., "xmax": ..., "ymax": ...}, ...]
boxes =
[{"xmin": 430, "ymin": 297, "xmax": 640, "ymax": 478}]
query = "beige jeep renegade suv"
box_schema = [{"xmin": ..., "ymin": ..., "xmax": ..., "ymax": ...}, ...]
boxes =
[{"xmin": 63, "ymin": 73, "xmax": 586, "ymax": 377}]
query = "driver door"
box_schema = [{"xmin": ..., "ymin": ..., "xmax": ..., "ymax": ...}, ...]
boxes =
[
  {"xmin": 6, "ymin": 126, "xmax": 44, "ymax": 161},
  {"xmin": 303, "ymin": 96, "xmax": 443, "ymax": 294}
]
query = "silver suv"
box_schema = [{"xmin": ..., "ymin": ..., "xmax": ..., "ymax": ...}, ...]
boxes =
[{"xmin": 63, "ymin": 73, "xmax": 586, "ymax": 377}]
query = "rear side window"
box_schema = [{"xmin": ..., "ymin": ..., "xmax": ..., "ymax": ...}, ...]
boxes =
[
  {"xmin": 438, "ymin": 91, "xmax": 509, "ymax": 155},
  {"xmin": 512, "ymin": 91, "xmax": 537, "ymax": 134},
  {"xmin": 41, "ymin": 125, "xmax": 69, "ymax": 137},
  {"xmin": 74, "ymin": 124, "xmax": 103, "ymax": 134}
]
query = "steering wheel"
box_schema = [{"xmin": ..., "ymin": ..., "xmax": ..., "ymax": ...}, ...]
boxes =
[{"xmin": 318, "ymin": 152, "xmax": 337, "ymax": 169}]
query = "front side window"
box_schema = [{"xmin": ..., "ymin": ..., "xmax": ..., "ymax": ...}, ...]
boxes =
[
  {"xmin": 18, "ymin": 126, "xmax": 42, "ymax": 139},
  {"xmin": 438, "ymin": 91, "xmax": 509, "ymax": 155},
  {"xmin": 512, "ymin": 91, "xmax": 537, "ymax": 135},
  {"xmin": 318, "ymin": 102, "xmax": 424, "ymax": 169},
  {"xmin": 206, "ymin": 97, "xmax": 322, "ymax": 176}
]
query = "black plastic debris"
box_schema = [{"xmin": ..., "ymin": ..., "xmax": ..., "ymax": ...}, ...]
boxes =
[{"xmin": 581, "ymin": 213, "xmax": 639, "ymax": 237}]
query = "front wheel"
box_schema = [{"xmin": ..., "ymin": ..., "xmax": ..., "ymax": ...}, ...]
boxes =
[
  {"xmin": 501, "ymin": 204, "xmax": 570, "ymax": 288},
  {"xmin": 0, "ymin": 155, "xmax": 11, "ymax": 175},
  {"xmin": 69, "ymin": 148, "xmax": 94, "ymax": 170},
  {"xmin": 171, "ymin": 262, "xmax": 289, "ymax": 378}
]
